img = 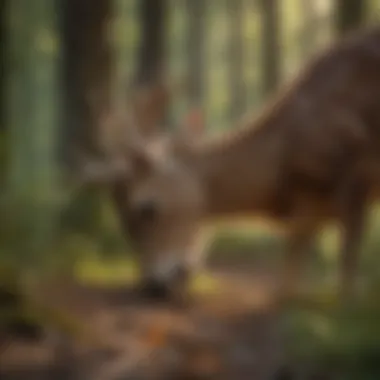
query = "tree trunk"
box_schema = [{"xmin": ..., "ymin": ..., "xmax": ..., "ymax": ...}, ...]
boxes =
[
  {"xmin": 58, "ymin": 0, "xmax": 113, "ymax": 241},
  {"xmin": 227, "ymin": 0, "xmax": 245, "ymax": 122},
  {"xmin": 5, "ymin": 0, "xmax": 60, "ymax": 267},
  {"xmin": 0, "ymin": 0, "xmax": 5, "ymax": 188},
  {"xmin": 59, "ymin": 0, "xmax": 113, "ymax": 160},
  {"xmin": 186, "ymin": 0, "xmax": 205, "ymax": 108},
  {"xmin": 135, "ymin": 0, "xmax": 168, "ymax": 86},
  {"xmin": 0, "ymin": 0, "xmax": 6, "ymax": 132},
  {"xmin": 260, "ymin": 0, "xmax": 281, "ymax": 99},
  {"xmin": 335, "ymin": 0, "xmax": 366, "ymax": 36}
]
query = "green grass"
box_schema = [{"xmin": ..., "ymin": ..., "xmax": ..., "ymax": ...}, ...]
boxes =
[
  {"xmin": 3, "ymin": 207, "xmax": 380, "ymax": 377},
  {"xmin": 71, "ymin": 216, "xmax": 380, "ymax": 378},
  {"xmin": 73, "ymin": 204, "xmax": 380, "ymax": 288},
  {"xmin": 74, "ymin": 255, "xmax": 222, "ymax": 295},
  {"xmin": 75, "ymin": 256, "xmax": 138, "ymax": 286},
  {"xmin": 283, "ymin": 296, "xmax": 380, "ymax": 379}
]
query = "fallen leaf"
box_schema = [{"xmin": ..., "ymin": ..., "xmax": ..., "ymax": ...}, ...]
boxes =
[{"xmin": 143, "ymin": 325, "xmax": 168, "ymax": 347}]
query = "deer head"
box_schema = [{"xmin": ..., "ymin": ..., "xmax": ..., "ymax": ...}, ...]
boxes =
[{"xmin": 78, "ymin": 82, "xmax": 207, "ymax": 298}]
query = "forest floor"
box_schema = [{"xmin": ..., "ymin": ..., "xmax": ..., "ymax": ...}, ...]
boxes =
[{"xmin": 0, "ymin": 254, "xmax": 334, "ymax": 380}]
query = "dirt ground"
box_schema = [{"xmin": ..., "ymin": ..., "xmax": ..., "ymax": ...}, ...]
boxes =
[{"xmin": 0, "ymin": 260, "xmax": 309, "ymax": 380}]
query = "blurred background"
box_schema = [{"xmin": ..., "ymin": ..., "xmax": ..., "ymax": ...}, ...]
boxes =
[{"xmin": 1, "ymin": 1, "xmax": 380, "ymax": 379}]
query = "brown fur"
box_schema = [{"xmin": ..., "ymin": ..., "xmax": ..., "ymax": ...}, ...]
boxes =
[
  {"xmin": 188, "ymin": 27, "xmax": 380, "ymax": 298},
  {"xmin": 83, "ymin": 27, "xmax": 380, "ymax": 300}
]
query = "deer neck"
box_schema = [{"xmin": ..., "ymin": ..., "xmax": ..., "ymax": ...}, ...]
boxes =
[{"xmin": 192, "ymin": 111, "xmax": 287, "ymax": 218}]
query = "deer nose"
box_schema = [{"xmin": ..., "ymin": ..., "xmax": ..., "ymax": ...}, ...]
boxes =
[
  {"xmin": 140, "ymin": 278, "xmax": 170, "ymax": 299},
  {"xmin": 151, "ymin": 257, "xmax": 188, "ymax": 282},
  {"xmin": 141, "ymin": 265, "xmax": 190, "ymax": 300}
]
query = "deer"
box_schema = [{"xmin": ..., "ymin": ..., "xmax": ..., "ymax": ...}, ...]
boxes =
[{"xmin": 79, "ymin": 26, "xmax": 380, "ymax": 303}]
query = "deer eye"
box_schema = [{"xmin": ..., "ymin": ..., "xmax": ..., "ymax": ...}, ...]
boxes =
[{"xmin": 136, "ymin": 200, "xmax": 158, "ymax": 222}]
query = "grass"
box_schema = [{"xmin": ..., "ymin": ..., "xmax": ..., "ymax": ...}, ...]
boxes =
[
  {"xmin": 3, "ymin": 208, "xmax": 380, "ymax": 378},
  {"xmin": 71, "ymin": 207, "xmax": 380, "ymax": 378},
  {"xmin": 75, "ymin": 255, "xmax": 222, "ymax": 296},
  {"xmin": 73, "ymin": 204, "xmax": 380, "ymax": 289},
  {"xmin": 71, "ymin": 217, "xmax": 380, "ymax": 378},
  {"xmin": 283, "ymin": 295, "xmax": 380, "ymax": 379}
]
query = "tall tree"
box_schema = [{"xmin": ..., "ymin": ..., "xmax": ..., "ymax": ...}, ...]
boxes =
[
  {"xmin": 1, "ymin": 0, "xmax": 61, "ymax": 336},
  {"xmin": 260, "ymin": 0, "xmax": 281, "ymax": 99},
  {"xmin": 59, "ymin": 0, "xmax": 113, "ymax": 159},
  {"xmin": 134, "ymin": 0, "xmax": 170, "ymax": 131},
  {"xmin": 0, "ymin": 0, "xmax": 6, "ymax": 132},
  {"xmin": 186, "ymin": 0, "xmax": 205, "ymax": 109},
  {"xmin": 335, "ymin": 0, "xmax": 366, "ymax": 36},
  {"xmin": 5, "ymin": 0, "xmax": 60, "ymax": 268},
  {"xmin": 136, "ymin": 0, "xmax": 168, "ymax": 86},
  {"xmin": 58, "ymin": 0, "xmax": 113, "ymax": 241},
  {"xmin": 227, "ymin": 0, "xmax": 245, "ymax": 121}
]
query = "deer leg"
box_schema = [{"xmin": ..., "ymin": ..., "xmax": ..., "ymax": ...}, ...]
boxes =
[
  {"xmin": 277, "ymin": 224, "xmax": 316, "ymax": 301},
  {"xmin": 337, "ymin": 181, "xmax": 367, "ymax": 302}
]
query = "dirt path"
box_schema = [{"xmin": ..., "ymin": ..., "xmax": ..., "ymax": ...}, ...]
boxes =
[{"xmin": 0, "ymin": 269, "xmax": 294, "ymax": 380}]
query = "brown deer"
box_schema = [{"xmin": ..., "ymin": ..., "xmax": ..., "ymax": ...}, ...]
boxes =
[{"xmin": 80, "ymin": 26, "xmax": 380, "ymax": 301}]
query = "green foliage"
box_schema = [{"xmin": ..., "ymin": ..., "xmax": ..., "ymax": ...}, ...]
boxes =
[
  {"xmin": 283, "ymin": 296, "xmax": 380, "ymax": 379},
  {"xmin": 208, "ymin": 225, "xmax": 283, "ymax": 266},
  {"xmin": 0, "ymin": 1, "xmax": 379, "ymax": 374}
]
